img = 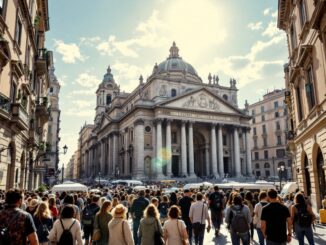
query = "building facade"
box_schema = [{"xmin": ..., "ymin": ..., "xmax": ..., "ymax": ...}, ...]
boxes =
[
  {"xmin": 248, "ymin": 89, "xmax": 292, "ymax": 180},
  {"xmin": 78, "ymin": 43, "xmax": 252, "ymax": 181},
  {"xmin": 0, "ymin": 0, "xmax": 52, "ymax": 190},
  {"xmin": 278, "ymin": 0, "xmax": 326, "ymax": 211}
]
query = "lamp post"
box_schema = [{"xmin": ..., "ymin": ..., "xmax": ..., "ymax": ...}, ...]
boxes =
[
  {"xmin": 277, "ymin": 165, "xmax": 285, "ymax": 191},
  {"xmin": 61, "ymin": 164, "xmax": 64, "ymax": 183}
]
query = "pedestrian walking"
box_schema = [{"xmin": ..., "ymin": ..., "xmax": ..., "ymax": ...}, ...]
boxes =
[
  {"xmin": 208, "ymin": 185, "xmax": 224, "ymax": 237},
  {"xmin": 60, "ymin": 194, "xmax": 81, "ymax": 221},
  {"xmin": 49, "ymin": 196, "xmax": 59, "ymax": 221},
  {"xmin": 108, "ymin": 204, "xmax": 134, "ymax": 245},
  {"xmin": 261, "ymin": 189, "xmax": 292, "ymax": 245},
  {"xmin": 291, "ymin": 193, "xmax": 315, "ymax": 245},
  {"xmin": 130, "ymin": 190, "xmax": 149, "ymax": 245},
  {"xmin": 48, "ymin": 204, "xmax": 83, "ymax": 245},
  {"xmin": 81, "ymin": 195, "xmax": 100, "ymax": 245},
  {"xmin": 139, "ymin": 204, "xmax": 163, "ymax": 245},
  {"xmin": 253, "ymin": 191, "xmax": 269, "ymax": 245},
  {"xmin": 33, "ymin": 201, "xmax": 53, "ymax": 245},
  {"xmin": 225, "ymin": 194, "xmax": 251, "ymax": 245},
  {"xmin": 189, "ymin": 192, "xmax": 211, "ymax": 245},
  {"xmin": 244, "ymin": 191, "xmax": 255, "ymax": 242},
  {"xmin": 159, "ymin": 195, "xmax": 169, "ymax": 224},
  {"xmin": 163, "ymin": 205, "xmax": 189, "ymax": 245},
  {"xmin": 92, "ymin": 200, "xmax": 112, "ymax": 245},
  {"xmin": 178, "ymin": 189, "xmax": 194, "ymax": 243},
  {"xmin": 0, "ymin": 189, "xmax": 39, "ymax": 245}
]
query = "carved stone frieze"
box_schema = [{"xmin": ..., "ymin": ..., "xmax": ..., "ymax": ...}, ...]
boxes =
[{"xmin": 182, "ymin": 93, "xmax": 220, "ymax": 111}]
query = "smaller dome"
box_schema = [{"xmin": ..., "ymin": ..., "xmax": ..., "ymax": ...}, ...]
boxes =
[
  {"xmin": 102, "ymin": 66, "xmax": 115, "ymax": 84},
  {"xmin": 156, "ymin": 42, "xmax": 198, "ymax": 76}
]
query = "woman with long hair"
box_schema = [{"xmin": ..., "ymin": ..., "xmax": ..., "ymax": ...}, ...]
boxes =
[
  {"xmin": 33, "ymin": 202, "xmax": 53, "ymax": 245},
  {"xmin": 139, "ymin": 204, "xmax": 163, "ymax": 245},
  {"xmin": 291, "ymin": 193, "xmax": 315, "ymax": 245},
  {"xmin": 108, "ymin": 204, "xmax": 134, "ymax": 245},
  {"xmin": 48, "ymin": 196, "xmax": 58, "ymax": 221},
  {"xmin": 244, "ymin": 191, "xmax": 255, "ymax": 241},
  {"xmin": 163, "ymin": 205, "xmax": 189, "ymax": 245},
  {"xmin": 60, "ymin": 194, "xmax": 81, "ymax": 221},
  {"xmin": 93, "ymin": 200, "xmax": 113, "ymax": 245},
  {"xmin": 112, "ymin": 197, "xmax": 120, "ymax": 209},
  {"xmin": 49, "ymin": 204, "xmax": 83, "ymax": 245}
]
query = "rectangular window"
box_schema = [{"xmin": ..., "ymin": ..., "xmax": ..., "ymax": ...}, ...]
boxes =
[
  {"xmin": 261, "ymin": 115, "xmax": 265, "ymax": 122},
  {"xmin": 276, "ymin": 149, "xmax": 285, "ymax": 158},
  {"xmin": 264, "ymin": 150, "xmax": 268, "ymax": 159},
  {"xmin": 15, "ymin": 16, "xmax": 22, "ymax": 46},
  {"xmin": 261, "ymin": 106, "xmax": 264, "ymax": 113},
  {"xmin": 10, "ymin": 80, "xmax": 17, "ymax": 103},
  {"xmin": 256, "ymin": 171, "xmax": 261, "ymax": 177},
  {"xmin": 262, "ymin": 125, "xmax": 266, "ymax": 134},
  {"xmin": 253, "ymin": 127, "xmax": 257, "ymax": 136},
  {"xmin": 172, "ymin": 132, "xmax": 177, "ymax": 144},
  {"xmin": 277, "ymin": 135, "xmax": 282, "ymax": 145},
  {"xmin": 299, "ymin": 0, "xmax": 307, "ymax": 27},
  {"xmin": 252, "ymin": 109, "xmax": 255, "ymax": 115},
  {"xmin": 275, "ymin": 111, "xmax": 279, "ymax": 118},
  {"xmin": 222, "ymin": 134, "xmax": 227, "ymax": 146},
  {"xmin": 252, "ymin": 117, "xmax": 256, "ymax": 124},
  {"xmin": 274, "ymin": 101, "xmax": 279, "ymax": 108},
  {"xmin": 306, "ymin": 66, "xmax": 316, "ymax": 110},
  {"xmin": 296, "ymin": 86, "xmax": 303, "ymax": 121},
  {"xmin": 276, "ymin": 121, "xmax": 281, "ymax": 130},
  {"xmin": 263, "ymin": 137, "xmax": 268, "ymax": 147},
  {"xmin": 290, "ymin": 24, "xmax": 297, "ymax": 50},
  {"xmin": 265, "ymin": 170, "xmax": 270, "ymax": 177},
  {"xmin": 255, "ymin": 152, "xmax": 259, "ymax": 160},
  {"xmin": 254, "ymin": 138, "xmax": 258, "ymax": 148},
  {"xmin": 25, "ymin": 45, "xmax": 30, "ymax": 70}
]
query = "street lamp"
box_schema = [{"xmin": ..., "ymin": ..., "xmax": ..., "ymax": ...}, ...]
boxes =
[
  {"xmin": 277, "ymin": 165, "xmax": 285, "ymax": 191},
  {"xmin": 63, "ymin": 145, "xmax": 68, "ymax": 154},
  {"xmin": 61, "ymin": 164, "xmax": 64, "ymax": 183}
]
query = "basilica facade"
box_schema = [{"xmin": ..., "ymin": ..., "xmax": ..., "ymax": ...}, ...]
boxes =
[{"xmin": 78, "ymin": 43, "xmax": 252, "ymax": 180}]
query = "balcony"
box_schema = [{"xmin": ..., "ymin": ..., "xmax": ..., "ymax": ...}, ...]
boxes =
[
  {"xmin": 286, "ymin": 130, "xmax": 295, "ymax": 140},
  {"xmin": 0, "ymin": 93, "xmax": 11, "ymax": 122},
  {"xmin": 29, "ymin": 128, "xmax": 41, "ymax": 146},
  {"xmin": 11, "ymin": 103, "xmax": 29, "ymax": 131},
  {"xmin": 35, "ymin": 49, "xmax": 49, "ymax": 75},
  {"xmin": 36, "ymin": 97, "xmax": 50, "ymax": 123}
]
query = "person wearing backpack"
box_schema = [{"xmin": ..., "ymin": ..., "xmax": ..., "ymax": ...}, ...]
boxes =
[
  {"xmin": 81, "ymin": 195, "xmax": 100, "ymax": 245},
  {"xmin": 48, "ymin": 204, "xmax": 82, "ymax": 245},
  {"xmin": 225, "ymin": 194, "xmax": 251, "ymax": 245},
  {"xmin": 253, "ymin": 191, "xmax": 269, "ymax": 245},
  {"xmin": 261, "ymin": 189, "xmax": 292, "ymax": 245},
  {"xmin": 33, "ymin": 202, "xmax": 53, "ymax": 245},
  {"xmin": 290, "ymin": 193, "xmax": 315, "ymax": 245},
  {"xmin": 0, "ymin": 189, "xmax": 39, "ymax": 245},
  {"xmin": 208, "ymin": 185, "xmax": 224, "ymax": 237},
  {"xmin": 158, "ymin": 195, "xmax": 169, "ymax": 224}
]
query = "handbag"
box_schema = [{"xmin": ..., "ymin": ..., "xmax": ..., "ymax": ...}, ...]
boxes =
[
  {"xmin": 177, "ymin": 220, "xmax": 189, "ymax": 245},
  {"xmin": 92, "ymin": 214, "xmax": 101, "ymax": 241},
  {"xmin": 154, "ymin": 219, "xmax": 164, "ymax": 245}
]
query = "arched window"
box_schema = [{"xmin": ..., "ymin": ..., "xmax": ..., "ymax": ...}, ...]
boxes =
[
  {"xmin": 106, "ymin": 94, "xmax": 112, "ymax": 105},
  {"xmin": 223, "ymin": 94, "xmax": 228, "ymax": 100},
  {"xmin": 264, "ymin": 162, "xmax": 270, "ymax": 168},
  {"xmin": 171, "ymin": 89, "xmax": 177, "ymax": 97},
  {"xmin": 255, "ymin": 163, "xmax": 260, "ymax": 169}
]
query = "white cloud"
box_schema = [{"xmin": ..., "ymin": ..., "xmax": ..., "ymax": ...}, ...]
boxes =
[
  {"xmin": 75, "ymin": 73, "xmax": 101, "ymax": 88},
  {"xmin": 263, "ymin": 8, "xmax": 271, "ymax": 16},
  {"xmin": 248, "ymin": 22, "xmax": 263, "ymax": 30},
  {"xmin": 68, "ymin": 89, "xmax": 95, "ymax": 96},
  {"xmin": 58, "ymin": 75, "xmax": 67, "ymax": 87},
  {"xmin": 54, "ymin": 40, "xmax": 86, "ymax": 64},
  {"xmin": 64, "ymin": 108, "xmax": 94, "ymax": 117},
  {"xmin": 80, "ymin": 36, "xmax": 101, "ymax": 46},
  {"xmin": 262, "ymin": 21, "xmax": 283, "ymax": 37},
  {"xmin": 71, "ymin": 99, "xmax": 95, "ymax": 109},
  {"xmin": 271, "ymin": 11, "xmax": 278, "ymax": 19}
]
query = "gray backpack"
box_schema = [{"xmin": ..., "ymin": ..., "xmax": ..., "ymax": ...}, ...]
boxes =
[{"xmin": 230, "ymin": 206, "xmax": 249, "ymax": 234}]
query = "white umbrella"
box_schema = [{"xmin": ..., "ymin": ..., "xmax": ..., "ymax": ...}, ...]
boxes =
[{"xmin": 52, "ymin": 183, "xmax": 88, "ymax": 192}]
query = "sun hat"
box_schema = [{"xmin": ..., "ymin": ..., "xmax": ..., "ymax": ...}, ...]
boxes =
[
  {"xmin": 28, "ymin": 199, "xmax": 39, "ymax": 209},
  {"xmin": 113, "ymin": 204, "xmax": 126, "ymax": 218}
]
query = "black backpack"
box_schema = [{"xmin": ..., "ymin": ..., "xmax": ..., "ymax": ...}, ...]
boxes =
[
  {"xmin": 82, "ymin": 205, "xmax": 97, "ymax": 226},
  {"xmin": 0, "ymin": 227, "xmax": 11, "ymax": 245},
  {"xmin": 296, "ymin": 205, "xmax": 312, "ymax": 227},
  {"xmin": 58, "ymin": 219, "xmax": 75, "ymax": 245},
  {"xmin": 210, "ymin": 192, "xmax": 223, "ymax": 210}
]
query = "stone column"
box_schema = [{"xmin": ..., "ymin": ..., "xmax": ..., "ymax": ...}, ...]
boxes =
[
  {"xmin": 166, "ymin": 119, "xmax": 172, "ymax": 177},
  {"xmin": 108, "ymin": 135, "xmax": 113, "ymax": 176},
  {"xmin": 100, "ymin": 140, "xmax": 105, "ymax": 173},
  {"xmin": 234, "ymin": 126, "xmax": 241, "ymax": 177},
  {"xmin": 124, "ymin": 130, "xmax": 129, "ymax": 176},
  {"xmin": 245, "ymin": 127, "xmax": 252, "ymax": 176},
  {"xmin": 205, "ymin": 144, "xmax": 210, "ymax": 176},
  {"xmin": 181, "ymin": 121, "xmax": 188, "ymax": 176},
  {"xmin": 218, "ymin": 124, "xmax": 224, "ymax": 178},
  {"xmin": 112, "ymin": 132, "xmax": 119, "ymax": 176},
  {"xmin": 188, "ymin": 122, "xmax": 196, "ymax": 178},
  {"xmin": 156, "ymin": 119, "xmax": 164, "ymax": 178},
  {"xmin": 134, "ymin": 119, "xmax": 145, "ymax": 179},
  {"xmin": 211, "ymin": 124, "xmax": 219, "ymax": 178}
]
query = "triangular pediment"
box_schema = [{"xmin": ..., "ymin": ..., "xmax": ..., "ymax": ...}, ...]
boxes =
[
  {"xmin": 160, "ymin": 88, "xmax": 244, "ymax": 115},
  {"xmin": 98, "ymin": 113, "xmax": 112, "ymax": 130}
]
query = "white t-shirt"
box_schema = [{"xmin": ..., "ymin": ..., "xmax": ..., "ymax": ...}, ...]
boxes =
[
  {"xmin": 163, "ymin": 219, "xmax": 186, "ymax": 245},
  {"xmin": 254, "ymin": 201, "xmax": 268, "ymax": 228}
]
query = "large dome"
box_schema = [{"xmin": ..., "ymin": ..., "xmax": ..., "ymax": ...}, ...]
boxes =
[{"xmin": 156, "ymin": 42, "xmax": 198, "ymax": 76}]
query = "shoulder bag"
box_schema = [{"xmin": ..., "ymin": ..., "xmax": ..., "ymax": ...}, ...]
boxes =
[
  {"xmin": 154, "ymin": 219, "xmax": 164, "ymax": 245},
  {"xmin": 92, "ymin": 214, "xmax": 101, "ymax": 241},
  {"xmin": 177, "ymin": 219, "xmax": 189, "ymax": 245}
]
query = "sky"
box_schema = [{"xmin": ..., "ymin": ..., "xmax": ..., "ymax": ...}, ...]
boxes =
[{"xmin": 46, "ymin": 0, "xmax": 288, "ymax": 167}]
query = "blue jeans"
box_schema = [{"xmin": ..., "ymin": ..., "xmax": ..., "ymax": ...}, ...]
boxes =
[
  {"xmin": 256, "ymin": 227, "xmax": 265, "ymax": 245},
  {"xmin": 295, "ymin": 223, "xmax": 315, "ymax": 245},
  {"xmin": 133, "ymin": 219, "xmax": 141, "ymax": 245},
  {"xmin": 230, "ymin": 231, "xmax": 249, "ymax": 245}
]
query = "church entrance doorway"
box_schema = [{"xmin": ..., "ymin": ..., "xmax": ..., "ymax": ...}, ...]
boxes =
[
  {"xmin": 316, "ymin": 148, "xmax": 325, "ymax": 207},
  {"xmin": 172, "ymin": 155, "xmax": 179, "ymax": 177},
  {"xmin": 224, "ymin": 157, "xmax": 229, "ymax": 177},
  {"xmin": 194, "ymin": 132, "xmax": 206, "ymax": 177}
]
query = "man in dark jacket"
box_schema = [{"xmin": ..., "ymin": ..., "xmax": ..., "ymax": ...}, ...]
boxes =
[
  {"xmin": 178, "ymin": 189, "xmax": 194, "ymax": 243},
  {"xmin": 82, "ymin": 195, "xmax": 100, "ymax": 245},
  {"xmin": 130, "ymin": 190, "xmax": 149, "ymax": 245},
  {"xmin": 0, "ymin": 189, "xmax": 39, "ymax": 245}
]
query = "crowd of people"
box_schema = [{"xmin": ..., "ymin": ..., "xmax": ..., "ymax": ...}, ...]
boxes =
[{"xmin": 0, "ymin": 185, "xmax": 321, "ymax": 245}]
